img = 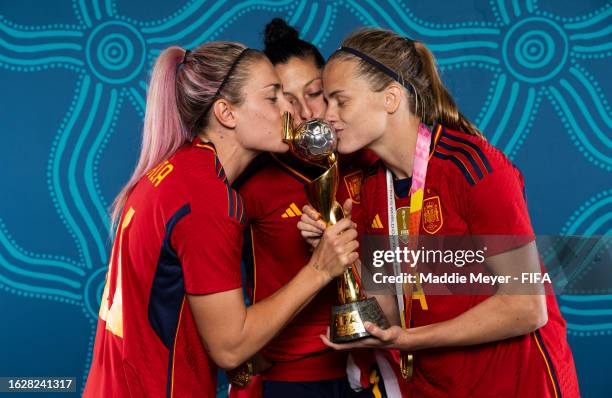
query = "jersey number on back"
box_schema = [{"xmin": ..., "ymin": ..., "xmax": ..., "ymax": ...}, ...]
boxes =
[{"xmin": 98, "ymin": 207, "xmax": 135, "ymax": 338}]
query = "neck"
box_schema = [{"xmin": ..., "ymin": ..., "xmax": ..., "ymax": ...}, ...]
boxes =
[
  {"xmin": 198, "ymin": 130, "xmax": 256, "ymax": 184},
  {"xmin": 370, "ymin": 113, "xmax": 420, "ymax": 179}
]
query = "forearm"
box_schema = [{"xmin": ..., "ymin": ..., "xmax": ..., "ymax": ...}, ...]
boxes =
[
  {"xmin": 322, "ymin": 245, "xmax": 550, "ymax": 353},
  {"xmin": 399, "ymin": 294, "xmax": 547, "ymax": 351},
  {"xmin": 194, "ymin": 216, "xmax": 359, "ymax": 369},
  {"xmin": 226, "ymin": 263, "xmax": 331, "ymax": 365}
]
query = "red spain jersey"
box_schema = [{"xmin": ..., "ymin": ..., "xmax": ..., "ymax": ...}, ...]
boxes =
[
  {"xmin": 84, "ymin": 137, "xmax": 245, "ymax": 398},
  {"xmin": 359, "ymin": 125, "xmax": 579, "ymax": 398},
  {"xmin": 237, "ymin": 150, "xmax": 377, "ymax": 381}
]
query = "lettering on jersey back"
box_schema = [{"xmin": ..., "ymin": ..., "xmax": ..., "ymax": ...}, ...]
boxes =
[{"xmin": 146, "ymin": 160, "xmax": 174, "ymax": 187}]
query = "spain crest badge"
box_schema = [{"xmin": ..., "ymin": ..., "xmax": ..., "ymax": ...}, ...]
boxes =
[
  {"xmin": 422, "ymin": 196, "xmax": 443, "ymax": 234},
  {"xmin": 343, "ymin": 171, "xmax": 363, "ymax": 203}
]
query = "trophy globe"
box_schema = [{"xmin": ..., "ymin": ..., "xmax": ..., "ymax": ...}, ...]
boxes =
[{"xmin": 294, "ymin": 119, "xmax": 337, "ymax": 164}]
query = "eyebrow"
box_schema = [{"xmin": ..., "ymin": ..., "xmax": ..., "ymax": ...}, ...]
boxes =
[
  {"xmin": 262, "ymin": 83, "xmax": 281, "ymax": 90},
  {"xmin": 328, "ymin": 89, "xmax": 345, "ymax": 98},
  {"xmin": 304, "ymin": 77, "xmax": 322, "ymax": 87}
]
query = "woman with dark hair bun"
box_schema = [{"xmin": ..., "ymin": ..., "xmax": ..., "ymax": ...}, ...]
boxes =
[
  {"xmin": 263, "ymin": 18, "xmax": 326, "ymax": 125},
  {"xmin": 263, "ymin": 18, "xmax": 325, "ymax": 67},
  {"xmin": 233, "ymin": 18, "xmax": 389, "ymax": 398}
]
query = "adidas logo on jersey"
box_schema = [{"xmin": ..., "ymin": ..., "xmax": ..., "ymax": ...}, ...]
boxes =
[
  {"xmin": 371, "ymin": 214, "xmax": 384, "ymax": 229},
  {"xmin": 281, "ymin": 203, "xmax": 303, "ymax": 218}
]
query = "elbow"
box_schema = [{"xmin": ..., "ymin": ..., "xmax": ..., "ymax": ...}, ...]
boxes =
[
  {"xmin": 523, "ymin": 296, "xmax": 548, "ymax": 332},
  {"xmin": 207, "ymin": 348, "xmax": 243, "ymax": 370}
]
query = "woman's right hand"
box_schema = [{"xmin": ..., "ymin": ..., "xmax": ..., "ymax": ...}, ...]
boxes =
[{"xmin": 307, "ymin": 215, "xmax": 359, "ymax": 281}]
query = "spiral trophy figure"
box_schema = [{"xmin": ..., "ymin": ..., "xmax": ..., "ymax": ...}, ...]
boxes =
[{"xmin": 282, "ymin": 112, "xmax": 390, "ymax": 343}]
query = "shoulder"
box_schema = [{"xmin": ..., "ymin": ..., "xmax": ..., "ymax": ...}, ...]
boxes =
[
  {"xmin": 172, "ymin": 146, "xmax": 245, "ymax": 224},
  {"xmin": 195, "ymin": 178, "xmax": 245, "ymax": 224},
  {"xmin": 431, "ymin": 126, "xmax": 516, "ymax": 187}
]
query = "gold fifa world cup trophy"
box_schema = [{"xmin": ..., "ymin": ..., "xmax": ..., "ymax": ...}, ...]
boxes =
[{"xmin": 282, "ymin": 112, "xmax": 390, "ymax": 343}]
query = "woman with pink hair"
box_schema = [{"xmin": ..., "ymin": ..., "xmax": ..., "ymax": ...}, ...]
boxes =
[{"xmin": 83, "ymin": 42, "xmax": 360, "ymax": 398}]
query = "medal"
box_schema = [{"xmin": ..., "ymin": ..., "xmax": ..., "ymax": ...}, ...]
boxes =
[{"xmin": 386, "ymin": 123, "xmax": 433, "ymax": 380}]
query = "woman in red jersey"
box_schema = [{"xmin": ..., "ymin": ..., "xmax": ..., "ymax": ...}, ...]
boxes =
[
  {"xmin": 234, "ymin": 19, "xmax": 387, "ymax": 398},
  {"xmin": 83, "ymin": 41, "xmax": 360, "ymax": 398},
  {"xmin": 299, "ymin": 29, "xmax": 580, "ymax": 398}
]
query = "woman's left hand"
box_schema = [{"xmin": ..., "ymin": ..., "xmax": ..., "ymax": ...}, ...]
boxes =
[{"xmin": 320, "ymin": 322, "xmax": 406, "ymax": 350}]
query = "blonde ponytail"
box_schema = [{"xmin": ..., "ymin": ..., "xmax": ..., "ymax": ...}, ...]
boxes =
[{"xmin": 413, "ymin": 42, "xmax": 483, "ymax": 137}]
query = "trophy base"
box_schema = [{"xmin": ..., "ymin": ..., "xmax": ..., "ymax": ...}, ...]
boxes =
[{"xmin": 330, "ymin": 297, "xmax": 390, "ymax": 343}]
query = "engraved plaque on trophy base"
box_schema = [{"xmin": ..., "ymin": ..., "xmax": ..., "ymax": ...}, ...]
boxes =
[{"xmin": 330, "ymin": 297, "xmax": 390, "ymax": 343}]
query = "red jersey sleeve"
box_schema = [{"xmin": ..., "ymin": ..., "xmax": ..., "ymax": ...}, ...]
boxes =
[
  {"xmin": 171, "ymin": 184, "xmax": 243, "ymax": 295},
  {"xmin": 466, "ymin": 166, "xmax": 535, "ymax": 255}
]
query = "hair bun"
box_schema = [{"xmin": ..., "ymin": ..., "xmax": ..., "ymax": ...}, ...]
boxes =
[{"xmin": 264, "ymin": 18, "xmax": 300, "ymax": 47}]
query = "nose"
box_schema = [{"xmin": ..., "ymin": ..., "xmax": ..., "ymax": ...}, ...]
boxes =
[
  {"xmin": 324, "ymin": 104, "xmax": 338, "ymax": 124},
  {"xmin": 299, "ymin": 99, "xmax": 313, "ymax": 121}
]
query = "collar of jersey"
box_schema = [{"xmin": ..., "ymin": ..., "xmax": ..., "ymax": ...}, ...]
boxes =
[
  {"xmin": 389, "ymin": 123, "xmax": 443, "ymax": 200},
  {"xmin": 429, "ymin": 123, "xmax": 444, "ymax": 159},
  {"xmin": 191, "ymin": 136, "xmax": 229, "ymax": 184}
]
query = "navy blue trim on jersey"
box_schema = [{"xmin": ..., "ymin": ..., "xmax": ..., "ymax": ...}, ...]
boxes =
[
  {"xmin": 234, "ymin": 191, "xmax": 242, "ymax": 223},
  {"xmin": 429, "ymin": 124, "xmax": 443, "ymax": 156},
  {"xmin": 148, "ymin": 203, "xmax": 191, "ymax": 348},
  {"xmin": 437, "ymin": 140, "xmax": 485, "ymax": 180},
  {"xmin": 235, "ymin": 191, "xmax": 241, "ymax": 222},
  {"xmin": 237, "ymin": 193, "xmax": 245, "ymax": 224},
  {"xmin": 215, "ymin": 156, "xmax": 221, "ymax": 177},
  {"xmin": 192, "ymin": 138, "xmax": 229, "ymax": 184},
  {"xmin": 225, "ymin": 186, "xmax": 245, "ymax": 224},
  {"xmin": 241, "ymin": 226, "xmax": 256, "ymax": 305},
  {"xmin": 433, "ymin": 152, "xmax": 477, "ymax": 185},
  {"xmin": 146, "ymin": 203, "xmax": 191, "ymax": 398},
  {"xmin": 227, "ymin": 186, "xmax": 235, "ymax": 220},
  {"xmin": 441, "ymin": 130, "xmax": 493, "ymax": 173},
  {"xmin": 535, "ymin": 329, "xmax": 563, "ymax": 398}
]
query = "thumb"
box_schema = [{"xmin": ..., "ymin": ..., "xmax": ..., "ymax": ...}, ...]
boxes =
[
  {"xmin": 364, "ymin": 322, "xmax": 390, "ymax": 341},
  {"xmin": 342, "ymin": 198, "xmax": 353, "ymax": 220}
]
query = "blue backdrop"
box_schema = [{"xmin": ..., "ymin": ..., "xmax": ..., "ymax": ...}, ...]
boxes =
[{"xmin": 0, "ymin": 0, "xmax": 610, "ymax": 397}]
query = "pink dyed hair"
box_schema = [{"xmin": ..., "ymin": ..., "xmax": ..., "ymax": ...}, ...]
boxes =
[{"xmin": 110, "ymin": 43, "xmax": 264, "ymax": 227}]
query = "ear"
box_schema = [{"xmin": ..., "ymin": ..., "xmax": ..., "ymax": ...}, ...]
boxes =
[
  {"xmin": 212, "ymin": 99, "xmax": 237, "ymax": 129},
  {"xmin": 383, "ymin": 83, "xmax": 403, "ymax": 114}
]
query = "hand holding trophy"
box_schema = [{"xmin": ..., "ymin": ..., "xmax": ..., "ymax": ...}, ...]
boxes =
[{"xmin": 282, "ymin": 112, "xmax": 390, "ymax": 343}]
